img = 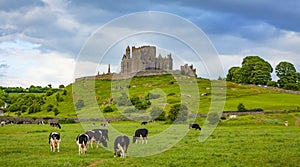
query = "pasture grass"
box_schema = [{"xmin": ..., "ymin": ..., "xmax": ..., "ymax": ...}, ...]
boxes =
[{"xmin": 1, "ymin": 113, "xmax": 300, "ymax": 167}]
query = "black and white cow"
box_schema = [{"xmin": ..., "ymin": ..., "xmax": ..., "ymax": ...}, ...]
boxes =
[
  {"xmin": 85, "ymin": 129, "xmax": 108, "ymax": 148},
  {"xmin": 99, "ymin": 129, "xmax": 109, "ymax": 142},
  {"xmin": 76, "ymin": 133, "xmax": 90, "ymax": 154},
  {"xmin": 189, "ymin": 124, "xmax": 201, "ymax": 130},
  {"xmin": 49, "ymin": 132, "xmax": 61, "ymax": 152},
  {"xmin": 133, "ymin": 128, "xmax": 148, "ymax": 144},
  {"xmin": 114, "ymin": 135, "xmax": 129, "ymax": 158},
  {"xmin": 50, "ymin": 122, "xmax": 61, "ymax": 129}
]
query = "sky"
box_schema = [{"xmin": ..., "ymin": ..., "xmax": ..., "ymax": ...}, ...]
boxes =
[{"xmin": 1, "ymin": 0, "xmax": 300, "ymax": 87}]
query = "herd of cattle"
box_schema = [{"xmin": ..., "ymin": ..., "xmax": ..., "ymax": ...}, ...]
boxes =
[{"xmin": 48, "ymin": 122, "xmax": 201, "ymax": 158}]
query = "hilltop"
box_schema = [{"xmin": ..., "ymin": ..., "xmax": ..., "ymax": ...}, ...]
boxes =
[{"xmin": 2, "ymin": 74, "xmax": 300, "ymax": 120}]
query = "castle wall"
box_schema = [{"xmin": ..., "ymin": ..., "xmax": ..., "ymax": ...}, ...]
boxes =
[{"xmin": 120, "ymin": 45, "xmax": 172, "ymax": 74}]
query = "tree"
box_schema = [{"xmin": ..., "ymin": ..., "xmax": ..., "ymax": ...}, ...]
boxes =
[
  {"xmin": 226, "ymin": 67, "xmax": 242, "ymax": 83},
  {"xmin": 53, "ymin": 108, "xmax": 60, "ymax": 116},
  {"xmin": 241, "ymin": 56, "xmax": 273, "ymax": 85},
  {"xmin": 59, "ymin": 84, "xmax": 65, "ymax": 89},
  {"xmin": 275, "ymin": 61, "xmax": 297, "ymax": 88},
  {"xmin": 168, "ymin": 104, "xmax": 188, "ymax": 123},
  {"xmin": 103, "ymin": 106, "xmax": 113, "ymax": 113},
  {"xmin": 237, "ymin": 103, "xmax": 247, "ymax": 112}
]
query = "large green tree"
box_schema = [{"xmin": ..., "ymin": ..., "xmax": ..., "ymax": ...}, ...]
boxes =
[
  {"xmin": 241, "ymin": 56, "xmax": 273, "ymax": 85},
  {"xmin": 275, "ymin": 61, "xmax": 297, "ymax": 88},
  {"xmin": 226, "ymin": 67, "xmax": 242, "ymax": 83}
]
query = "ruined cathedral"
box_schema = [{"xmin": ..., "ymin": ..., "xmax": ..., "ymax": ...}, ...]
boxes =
[{"xmin": 121, "ymin": 45, "xmax": 173, "ymax": 74}]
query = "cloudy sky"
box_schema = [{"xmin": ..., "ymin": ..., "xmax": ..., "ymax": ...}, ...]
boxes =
[{"xmin": 1, "ymin": 0, "xmax": 300, "ymax": 87}]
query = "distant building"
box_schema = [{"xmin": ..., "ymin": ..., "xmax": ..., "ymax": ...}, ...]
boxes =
[
  {"xmin": 181, "ymin": 64, "xmax": 197, "ymax": 77},
  {"xmin": 120, "ymin": 46, "xmax": 173, "ymax": 74}
]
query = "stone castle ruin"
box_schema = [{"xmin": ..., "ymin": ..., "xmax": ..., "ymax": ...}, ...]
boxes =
[
  {"xmin": 75, "ymin": 45, "xmax": 196, "ymax": 81},
  {"xmin": 121, "ymin": 46, "xmax": 173, "ymax": 74}
]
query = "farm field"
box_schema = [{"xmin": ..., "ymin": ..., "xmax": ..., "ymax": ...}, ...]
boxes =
[{"xmin": 1, "ymin": 113, "xmax": 300, "ymax": 167}]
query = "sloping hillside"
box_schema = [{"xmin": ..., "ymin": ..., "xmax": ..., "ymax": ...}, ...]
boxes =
[{"xmin": 3, "ymin": 74, "xmax": 300, "ymax": 119}]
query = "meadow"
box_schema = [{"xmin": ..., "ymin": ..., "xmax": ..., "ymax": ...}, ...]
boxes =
[{"xmin": 1, "ymin": 112, "xmax": 300, "ymax": 167}]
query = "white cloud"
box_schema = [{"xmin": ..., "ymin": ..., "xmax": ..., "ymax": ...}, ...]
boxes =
[{"xmin": 0, "ymin": 41, "xmax": 76, "ymax": 87}]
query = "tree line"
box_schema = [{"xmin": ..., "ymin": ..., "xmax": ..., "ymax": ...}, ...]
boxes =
[
  {"xmin": 226, "ymin": 56, "xmax": 300, "ymax": 90},
  {"xmin": 0, "ymin": 85, "xmax": 67, "ymax": 116}
]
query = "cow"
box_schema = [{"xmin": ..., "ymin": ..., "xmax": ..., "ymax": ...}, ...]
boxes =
[
  {"xmin": 76, "ymin": 133, "xmax": 90, "ymax": 154},
  {"xmin": 99, "ymin": 129, "xmax": 109, "ymax": 142},
  {"xmin": 50, "ymin": 122, "xmax": 61, "ymax": 129},
  {"xmin": 141, "ymin": 121, "xmax": 148, "ymax": 125},
  {"xmin": 100, "ymin": 122, "xmax": 108, "ymax": 128},
  {"xmin": 189, "ymin": 124, "xmax": 201, "ymax": 130},
  {"xmin": 133, "ymin": 128, "xmax": 148, "ymax": 144},
  {"xmin": 49, "ymin": 132, "xmax": 61, "ymax": 152},
  {"xmin": 1, "ymin": 121, "xmax": 5, "ymax": 127},
  {"xmin": 85, "ymin": 129, "xmax": 108, "ymax": 148},
  {"xmin": 229, "ymin": 115, "xmax": 237, "ymax": 119},
  {"xmin": 114, "ymin": 136, "xmax": 129, "ymax": 158}
]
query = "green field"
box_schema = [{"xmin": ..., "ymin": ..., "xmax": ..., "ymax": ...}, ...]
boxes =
[{"xmin": 1, "ymin": 112, "xmax": 300, "ymax": 167}]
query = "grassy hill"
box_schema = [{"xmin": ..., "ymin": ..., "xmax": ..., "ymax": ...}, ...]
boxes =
[{"xmin": 4, "ymin": 74, "xmax": 300, "ymax": 119}]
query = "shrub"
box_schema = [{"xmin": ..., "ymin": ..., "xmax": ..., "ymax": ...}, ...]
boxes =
[
  {"xmin": 237, "ymin": 103, "xmax": 247, "ymax": 112},
  {"xmin": 75, "ymin": 99, "xmax": 84, "ymax": 109},
  {"xmin": 150, "ymin": 107, "xmax": 166, "ymax": 121},
  {"xmin": 168, "ymin": 104, "xmax": 188, "ymax": 123},
  {"xmin": 103, "ymin": 106, "xmax": 113, "ymax": 113},
  {"xmin": 47, "ymin": 104, "xmax": 54, "ymax": 112},
  {"xmin": 283, "ymin": 83, "xmax": 299, "ymax": 91},
  {"xmin": 207, "ymin": 112, "xmax": 220, "ymax": 125},
  {"xmin": 267, "ymin": 81, "xmax": 278, "ymax": 87},
  {"xmin": 146, "ymin": 93, "xmax": 161, "ymax": 100},
  {"xmin": 53, "ymin": 108, "xmax": 60, "ymax": 116}
]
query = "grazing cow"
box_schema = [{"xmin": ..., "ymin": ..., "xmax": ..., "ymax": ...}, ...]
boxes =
[
  {"xmin": 76, "ymin": 133, "xmax": 90, "ymax": 154},
  {"xmin": 50, "ymin": 122, "xmax": 61, "ymax": 129},
  {"xmin": 189, "ymin": 124, "xmax": 201, "ymax": 130},
  {"xmin": 1, "ymin": 121, "xmax": 5, "ymax": 127},
  {"xmin": 229, "ymin": 115, "xmax": 237, "ymax": 119},
  {"xmin": 141, "ymin": 121, "xmax": 148, "ymax": 125},
  {"xmin": 99, "ymin": 129, "xmax": 109, "ymax": 142},
  {"xmin": 100, "ymin": 122, "xmax": 109, "ymax": 128},
  {"xmin": 85, "ymin": 129, "xmax": 108, "ymax": 148},
  {"xmin": 133, "ymin": 128, "xmax": 148, "ymax": 144},
  {"xmin": 220, "ymin": 116, "xmax": 226, "ymax": 120},
  {"xmin": 37, "ymin": 120, "xmax": 44, "ymax": 125},
  {"xmin": 114, "ymin": 136, "xmax": 129, "ymax": 158},
  {"xmin": 49, "ymin": 132, "xmax": 61, "ymax": 152}
]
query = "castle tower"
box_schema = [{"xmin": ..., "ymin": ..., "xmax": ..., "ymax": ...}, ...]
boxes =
[{"xmin": 126, "ymin": 46, "xmax": 130, "ymax": 58}]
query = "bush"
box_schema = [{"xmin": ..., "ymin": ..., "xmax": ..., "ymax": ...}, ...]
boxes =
[
  {"xmin": 28, "ymin": 103, "xmax": 41, "ymax": 114},
  {"xmin": 267, "ymin": 81, "xmax": 278, "ymax": 87},
  {"xmin": 283, "ymin": 83, "xmax": 299, "ymax": 91},
  {"xmin": 53, "ymin": 108, "xmax": 60, "ymax": 116},
  {"xmin": 103, "ymin": 106, "xmax": 113, "ymax": 113},
  {"xmin": 237, "ymin": 103, "xmax": 247, "ymax": 112},
  {"xmin": 168, "ymin": 104, "xmax": 188, "ymax": 123},
  {"xmin": 58, "ymin": 119, "xmax": 76, "ymax": 124},
  {"xmin": 146, "ymin": 93, "xmax": 161, "ymax": 100},
  {"xmin": 75, "ymin": 99, "xmax": 84, "ymax": 109},
  {"xmin": 115, "ymin": 93, "xmax": 131, "ymax": 106},
  {"xmin": 47, "ymin": 104, "xmax": 54, "ymax": 112},
  {"xmin": 150, "ymin": 107, "xmax": 166, "ymax": 121},
  {"xmin": 167, "ymin": 92, "xmax": 176, "ymax": 96},
  {"xmin": 207, "ymin": 112, "xmax": 220, "ymax": 125}
]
